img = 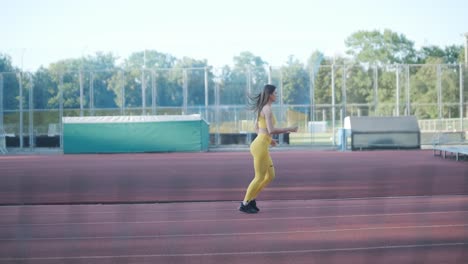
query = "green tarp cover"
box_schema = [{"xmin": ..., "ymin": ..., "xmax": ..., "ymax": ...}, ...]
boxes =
[{"xmin": 63, "ymin": 115, "xmax": 209, "ymax": 154}]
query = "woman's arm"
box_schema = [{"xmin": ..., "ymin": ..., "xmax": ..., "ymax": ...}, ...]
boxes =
[{"xmin": 264, "ymin": 105, "xmax": 298, "ymax": 135}]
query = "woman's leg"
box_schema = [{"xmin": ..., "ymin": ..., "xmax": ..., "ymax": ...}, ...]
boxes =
[
  {"xmin": 243, "ymin": 154, "xmax": 268, "ymax": 202},
  {"xmin": 243, "ymin": 138, "xmax": 269, "ymax": 203},
  {"xmin": 251, "ymin": 155, "xmax": 275, "ymax": 199}
]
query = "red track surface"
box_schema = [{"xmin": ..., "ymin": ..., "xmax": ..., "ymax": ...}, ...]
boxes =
[
  {"xmin": 0, "ymin": 150, "xmax": 466, "ymax": 204},
  {"xmin": 0, "ymin": 150, "xmax": 467, "ymax": 263}
]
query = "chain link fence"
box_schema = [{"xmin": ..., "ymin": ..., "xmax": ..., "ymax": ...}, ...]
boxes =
[{"xmin": 0, "ymin": 64, "xmax": 467, "ymax": 150}]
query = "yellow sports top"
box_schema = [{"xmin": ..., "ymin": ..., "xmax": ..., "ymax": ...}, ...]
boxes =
[{"xmin": 257, "ymin": 113, "xmax": 276, "ymax": 129}]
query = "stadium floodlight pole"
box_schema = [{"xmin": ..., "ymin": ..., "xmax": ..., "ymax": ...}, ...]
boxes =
[
  {"xmin": 463, "ymin": 33, "xmax": 467, "ymax": 124},
  {"xmin": 90, "ymin": 72, "xmax": 95, "ymax": 116},
  {"xmin": 0, "ymin": 74, "xmax": 3, "ymax": 141},
  {"xmin": 204, "ymin": 67, "xmax": 208, "ymax": 120},
  {"xmin": 331, "ymin": 64, "xmax": 336, "ymax": 145},
  {"xmin": 465, "ymin": 33, "xmax": 468, "ymax": 65},
  {"xmin": 460, "ymin": 64, "xmax": 464, "ymax": 130},
  {"xmin": 79, "ymin": 71, "xmax": 84, "ymax": 117},
  {"xmin": 268, "ymin": 65, "xmax": 272, "ymax": 84},
  {"xmin": 0, "ymin": 74, "xmax": 3, "ymax": 128},
  {"xmin": 396, "ymin": 65, "xmax": 400, "ymax": 116},
  {"xmin": 18, "ymin": 72, "xmax": 23, "ymax": 149},
  {"xmin": 183, "ymin": 69, "xmax": 188, "ymax": 115},
  {"xmin": 142, "ymin": 50, "xmax": 147, "ymax": 115},
  {"xmin": 21, "ymin": 48, "xmax": 25, "ymax": 72},
  {"xmin": 28, "ymin": 74, "xmax": 34, "ymax": 150}
]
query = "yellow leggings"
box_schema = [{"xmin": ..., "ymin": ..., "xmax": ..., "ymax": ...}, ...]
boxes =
[{"xmin": 243, "ymin": 134, "xmax": 275, "ymax": 202}]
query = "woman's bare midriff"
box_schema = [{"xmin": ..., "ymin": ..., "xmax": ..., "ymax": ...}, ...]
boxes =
[{"xmin": 257, "ymin": 128, "xmax": 270, "ymax": 135}]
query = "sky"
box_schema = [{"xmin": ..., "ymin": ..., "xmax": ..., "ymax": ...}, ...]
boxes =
[{"xmin": 1, "ymin": 0, "xmax": 467, "ymax": 71}]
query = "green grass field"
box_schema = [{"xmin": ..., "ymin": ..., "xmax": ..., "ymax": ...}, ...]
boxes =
[{"xmin": 289, "ymin": 132, "xmax": 335, "ymax": 145}]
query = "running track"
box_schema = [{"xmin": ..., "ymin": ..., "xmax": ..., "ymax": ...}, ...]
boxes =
[{"xmin": 0, "ymin": 150, "xmax": 467, "ymax": 263}]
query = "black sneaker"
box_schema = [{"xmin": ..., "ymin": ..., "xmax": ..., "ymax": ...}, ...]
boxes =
[
  {"xmin": 250, "ymin": 199, "xmax": 260, "ymax": 212},
  {"xmin": 239, "ymin": 202, "xmax": 258, "ymax": 214}
]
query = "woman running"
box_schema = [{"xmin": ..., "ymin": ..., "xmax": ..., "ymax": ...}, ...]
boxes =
[{"xmin": 239, "ymin": 84, "xmax": 298, "ymax": 214}]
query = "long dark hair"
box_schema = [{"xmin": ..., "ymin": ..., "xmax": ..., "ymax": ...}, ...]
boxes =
[{"xmin": 248, "ymin": 84, "xmax": 276, "ymax": 118}]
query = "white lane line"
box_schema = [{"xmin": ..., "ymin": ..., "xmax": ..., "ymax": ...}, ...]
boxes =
[
  {"xmin": 1, "ymin": 223, "xmax": 467, "ymax": 241},
  {"xmin": 0, "ymin": 242, "xmax": 466, "ymax": 261},
  {"xmin": 2, "ymin": 194, "xmax": 467, "ymax": 213},
  {"xmin": 1, "ymin": 198, "xmax": 466, "ymax": 216},
  {"xmin": 1, "ymin": 210, "xmax": 467, "ymax": 227}
]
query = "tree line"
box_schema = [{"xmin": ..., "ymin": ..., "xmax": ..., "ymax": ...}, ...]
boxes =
[{"xmin": 1, "ymin": 29, "xmax": 466, "ymax": 119}]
